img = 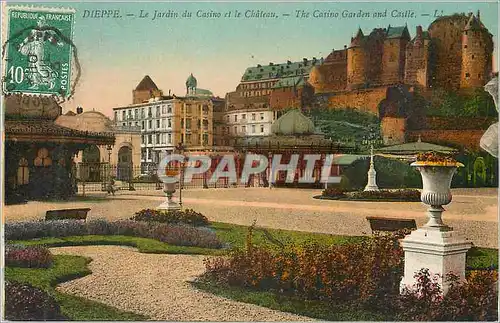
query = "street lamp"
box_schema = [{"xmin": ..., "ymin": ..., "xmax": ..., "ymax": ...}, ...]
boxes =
[{"xmin": 175, "ymin": 142, "xmax": 186, "ymax": 208}]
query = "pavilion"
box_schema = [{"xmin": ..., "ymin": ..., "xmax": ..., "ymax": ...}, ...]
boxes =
[{"xmin": 4, "ymin": 94, "xmax": 115, "ymax": 202}]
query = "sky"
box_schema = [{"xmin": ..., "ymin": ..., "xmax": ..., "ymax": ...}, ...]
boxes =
[{"xmin": 4, "ymin": 1, "xmax": 499, "ymax": 117}]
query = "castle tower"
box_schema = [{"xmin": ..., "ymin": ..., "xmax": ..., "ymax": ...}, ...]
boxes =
[
  {"xmin": 347, "ymin": 28, "xmax": 367, "ymax": 89},
  {"xmin": 380, "ymin": 25, "xmax": 410, "ymax": 85},
  {"xmin": 460, "ymin": 11, "xmax": 494, "ymax": 89},
  {"xmin": 404, "ymin": 25, "xmax": 431, "ymax": 88}
]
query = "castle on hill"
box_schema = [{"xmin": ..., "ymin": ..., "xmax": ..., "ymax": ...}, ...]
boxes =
[{"xmin": 310, "ymin": 11, "xmax": 493, "ymax": 93}]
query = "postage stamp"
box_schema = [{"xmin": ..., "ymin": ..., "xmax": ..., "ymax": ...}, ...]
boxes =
[{"xmin": 3, "ymin": 6, "xmax": 75, "ymax": 97}]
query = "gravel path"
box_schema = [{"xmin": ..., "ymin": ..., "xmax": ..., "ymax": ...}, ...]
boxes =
[
  {"xmin": 6, "ymin": 188, "xmax": 497, "ymax": 248},
  {"xmin": 51, "ymin": 246, "xmax": 314, "ymax": 322}
]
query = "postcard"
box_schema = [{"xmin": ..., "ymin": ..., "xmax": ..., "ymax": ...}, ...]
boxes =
[{"xmin": 2, "ymin": 0, "xmax": 499, "ymax": 321}]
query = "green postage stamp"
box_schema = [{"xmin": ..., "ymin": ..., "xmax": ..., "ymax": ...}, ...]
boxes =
[{"xmin": 4, "ymin": 6, "xmax": 75, "ymax": 97}]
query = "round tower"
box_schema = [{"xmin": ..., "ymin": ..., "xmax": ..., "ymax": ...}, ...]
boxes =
[
  {"xmin": 186, "ymin": 73, "xmax": 197, "ymax": 96},
  {"xmin": 347, "ymin": 28, "xmax": 367, "ymax": 89},
  {"xmin": 460, "ymin": 11, "xmax": 494, "ymax": 89}
]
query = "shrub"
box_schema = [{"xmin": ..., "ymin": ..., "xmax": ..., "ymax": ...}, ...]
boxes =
[
  {"xmin": 5, "ymin": 281, "xmax": 66, "ymax": 321},
  {"xmin": 5, "ymin": 219, "xmax": 223, "ymax": 249},
  {"xmin": 204, "ymin": 228, "xmax": 406, "ymax": 304},
  {"xmin": 347, "ymin": 189, "xmax": 421, "ymax": 202},
  {"xmin": 397, "ymin": 269, "xmax": 498, "ymax": 321},
  {"xmin": 130, "ymin": 208, "xmax": 209, "ymax": 226},
  {"xmin": 5, "ymin": 245, "xmax": 53, "ymax": 268},
  {"xmin": 5, "ymin": 220, "xmax": 87, "ymax": 241},
  {"xmin": 321, "ymin": 187, "xmax": 346, "ymax": 198}
]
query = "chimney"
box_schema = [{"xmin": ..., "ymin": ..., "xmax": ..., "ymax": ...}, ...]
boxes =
[
  {"xmin": 416, "ymin": 25, "xmax": 423, "ymax": 37},
  {"xmin": 477, "ymin": 10, "xmax": 480, "ymax": 19},
  {"xmin": 287, "ymin": 60, "xmax": 292, "ymax": 65},
  {"xmin": 344, "ymin": 45, "xmax": 347, "ymax": 49},
  {"xmin": 168, "ymin": 89, "xmax": 171, "ymax": 95}
]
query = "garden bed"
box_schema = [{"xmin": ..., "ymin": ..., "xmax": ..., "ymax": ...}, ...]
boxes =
[{"xmin": 317, "ymin": 188, "xmax": 421, "ymax": 202}]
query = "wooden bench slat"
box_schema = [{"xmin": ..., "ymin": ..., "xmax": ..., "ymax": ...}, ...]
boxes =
[
  {"xmin": 45, "ymin": 208, "xmax": 91, "ymax": 221},
  {"xmin": 366, "ymin": 216, "xmax": 416, "ymax": 233}
]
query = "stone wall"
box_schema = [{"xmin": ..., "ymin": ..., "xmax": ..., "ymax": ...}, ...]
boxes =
[
  {"xmin": 407, "ymin": 129, "xmax": 486, "ymax": 151},
  {"xmin": 327, "ymin": 87, "xmax": 388, "ymax": 115},
  {"xmin": 381, "ymin": 117, "xmax": 407, "ymax": 145}
]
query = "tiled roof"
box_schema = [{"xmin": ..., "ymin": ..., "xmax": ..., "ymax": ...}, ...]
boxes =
[
  {"xmin": 135, "ymin": 75, "xmax": 159, "ymax": 91},
  {"xmin": 386, "ymin": 25, "xmax": 409, "ymax": 39},
  {"xmin": 241, "ymin": 59, "xmax": 321, "ymax": 82}
]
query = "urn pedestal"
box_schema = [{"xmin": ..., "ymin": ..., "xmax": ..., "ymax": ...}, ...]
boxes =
[
  {"xmin": 400, "ymin": 162, "xmax": 471, "ymax": 295},
  {"xmin": 157, "ymin": 179, "xmax": 181, "ymax": 211}
]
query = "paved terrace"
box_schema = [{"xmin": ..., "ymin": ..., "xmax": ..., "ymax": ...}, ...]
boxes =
[{"xmin": 4, "ymin": 188, "xmax": 498, "ymax": 248}]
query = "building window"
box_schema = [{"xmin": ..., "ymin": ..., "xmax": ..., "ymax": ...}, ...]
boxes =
[
  {"xmin": 148, "ymin": 107, "xmax": 152, "ymax": 117},
  {"xmin": 141, "ymin": 121, "xmax": 145, "ymax": 130},
  {"xmin": 234, "ymin": 126, "xmax": 237, "ymax": 134},
  {"xmin": 465, "ymin": 72, "xmax": 470, "ymax": 78},
  {"xmin": 141, "ymin": 108, "xmax": 145, "ymax": 118},
  {"xmin": 478, "ymin": 73, "xmax": 482, "ymax": 79},
  {"xmin": 464, "ymin": 45, "xmax": 468, "ymax": 49},
  {"xmin": 186, "ymin": 119, "xmax": 191, "ymax": 129},
  {"xmin": 260, "ymin": 125, "xmax": 264, "ymax": 133},
  {"xmin": 17, "ymin": 158, "xmax": 29, "ymax": 185},
  {"xmin": 252, "ymin": 125, "xmax": 256, "ymax": 133},
  {"xmin": 148, "ymin": 120, "xmax": 152, "ymax": 129},
  {"xmin": 162, "ymin": 105, "xmax": 166, "ymax": 114},
  {"xmin": 156, "ymin": 134, "xmax": 160, "ymax": 144},
  {"xmin": 122, "ymin": 111, "xmax": 126, "ymax": 119},
  {"xmin": 242, "ymin": 125, "xmax": 246, "ymax": 133},
  {"xmin": 142, "ymin": 135, "xmax": 145, "ymax": 144},
  {"xmin": 34, "ymin": 148, "xmax": 52, "ymax": 167},
  {"xmin": 226, "ymin": 115, "xmax": 230, "ymax": 122},
  {"xmin": 156, "ymin": 120, "xmax": 160, "ymax": 128},
  {"xmin": 148, "ymin": 134, "xmax": 152, "ymax": 144},
  {"xmin": 252, "ymin": 113, "xmax": 256, "ymax": 120},
  {"xmin": 114, "ymin": 111, "xmax": 118, "ymax": 121},
  {"xmin": 168, "ymin": 133, "xmax": 172, "ymax": 144},
  {"xmin": 167, "ymin": 105, "xmax": 172, "ymax": 113},
  {"xmin": 168, "ymin": 118, "xmax": 172, "ymax": 127},
  {"xmin": 471, "ymin": 55, "xmax": 475, "ymax": 59},
  {"xmin": 186, "ymin": 134, "xmax": 192, "ymax": 144},
  {"xmin": 260, "ymin": 113, "xmax": 264, "ymax": 120},
  {"xmin": 134, "ymin": 109, "xmax": 138, "ymax": 119},
  {"xmin": 122, "ymin": 122, "xmax": 126, "ymax": 126},
  {"xmin": 242, "ymin": 114, "xmax": 246, "ymax": 119},
  {"xmin": 234, "ymin": 115, "xmax": 237, "ymax": 122}
]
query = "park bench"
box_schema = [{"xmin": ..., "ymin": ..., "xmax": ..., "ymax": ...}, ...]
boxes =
[
  {"xmin": 45, "ymin": 208, "xmax": 91, "ymax": 221},
  {"xmin": 366, "ymin": 216, "xmax": 417, "ymax": 234}
]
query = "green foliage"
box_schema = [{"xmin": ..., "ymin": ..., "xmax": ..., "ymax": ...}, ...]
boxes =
[
  {"xmin": 130, "ymin": 208, "xmax": 209, "ymax": 226},
  {"xmin": 306, "ymin": 108, "xmax": 381, "ymax": 145},
  {"xmin": 427, "ymin": 88, "xmax": 497, "ymax": 117},
  {"xmin": 5, "ymin": 245, "xmax": 53, "ymax": 268},
  {"xmin": 343, "ymin": 156, "xmax": 422, "ymax": 190}
]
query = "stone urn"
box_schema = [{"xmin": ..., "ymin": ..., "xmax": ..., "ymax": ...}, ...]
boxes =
[
  {"xmin": 157, "ymin": 169, "xmax": 181, "ymax": 211},
  {"xmin": 401, "ymin": 159, "xmax": 471, "ymax": 295},
  {"xmin": 410, "ymin": 160, "xmax": 464, "ymax": 230}
]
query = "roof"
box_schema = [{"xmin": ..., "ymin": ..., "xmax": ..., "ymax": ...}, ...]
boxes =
[
  {"xmin": 465, "ymin": 13, "xmax": 486, "ymax": 31},
  {"xmin": 376, "ymin": 140, "xmax": 458, "ymax": 155},
  {"xmin": 241, "ymin": 59, "xmax": 321, "ymax": 82},
  {"xmin": 135, "ymin": 75, "xmax": 159, "ymax": 91},
  {"xmin": 386, "ymin": 25, "xmax": 410, "ymax": 39},
  {"xmin": 272, "ymin": 76, "xmax": 306, "ymax": 89},
  {"xmin": 271, "ymin": 109, "xmax": 316, "ymax": 135},
  {"xmin": 5, "ymin": 120, "xmax": 115, "ymax": 145},
  {"xmin": 186, "ymin": 73, "xmax": 198, "ymax": 88},
  {"xmin": 332, "ymin": 154, "xmax": 368, "ymax": 166},
  {"xmin": 55, "ymin": 111, "xmax": 114, "ymax": 132}
]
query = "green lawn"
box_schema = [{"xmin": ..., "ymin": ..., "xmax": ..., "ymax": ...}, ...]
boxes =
[
  {"xmin": 5, "ymin": 255, "xmax": 147, "ymax": 320},
  {"xmin": 192, "ymin": 279, "xmax": 390, "ymax": 321}
]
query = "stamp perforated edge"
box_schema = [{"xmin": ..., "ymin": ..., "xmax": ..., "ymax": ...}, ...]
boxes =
[{"xmin": 2, "ymin": 3, "xmax": 77, "ymax": 99}]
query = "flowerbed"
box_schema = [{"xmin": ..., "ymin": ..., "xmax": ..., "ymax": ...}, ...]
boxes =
[
  {"xmin": 5, "ymin": 280, "xmax": 66, "ymax": 321},
  {"xmin": 130, "ymin": 208, "xmax": 209, "ymax": 227},
  {"xmin": 5, "ymin": 219, "xmax": 222, "ymax": 249},
  {"xmin": 202, "ymin": 226, "xmax": 498, "ymax": 321},
  {"xmin": 347, "ymin": 189, "xmax": 421, "ymax": 202},
  {"xmin": 5, "ymin": 244, "xmax": 53, "ymax": 268},
  {"xmin": 321, "ymin": 188, "xmax": 346, "ymax": 198}
]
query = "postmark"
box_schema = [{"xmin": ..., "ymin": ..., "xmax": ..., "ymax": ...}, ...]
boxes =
[{"xmin": 3, "ymin": 6, "xmax": 76, "ymax": 98}]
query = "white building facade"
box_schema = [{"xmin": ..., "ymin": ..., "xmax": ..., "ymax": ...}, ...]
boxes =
[
  {"xmin": 113, "ymin": 97, "xmax": 176, "ymax": 170},
  {"xmin": 223, "ymin": 109, "xmax": 275, "ymax": 144}
]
